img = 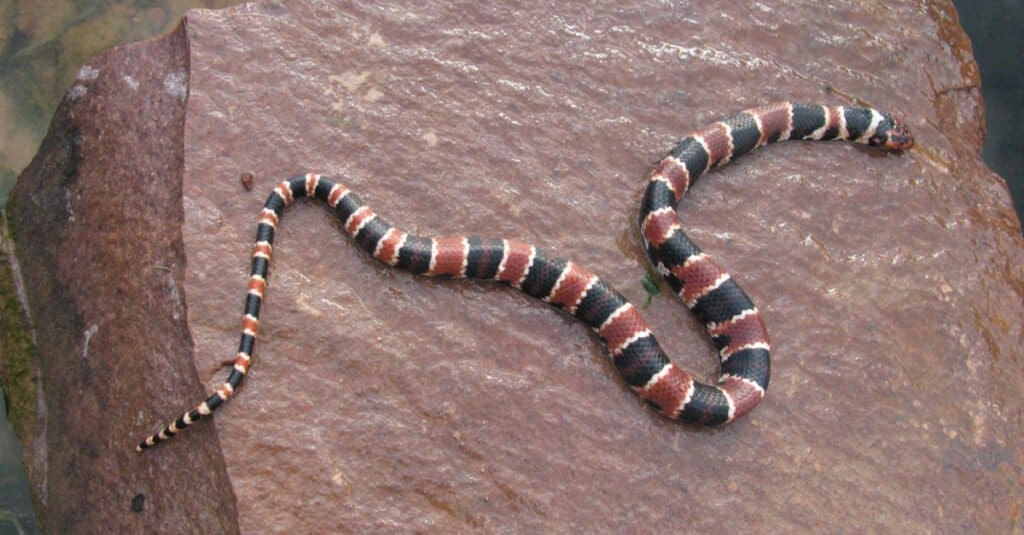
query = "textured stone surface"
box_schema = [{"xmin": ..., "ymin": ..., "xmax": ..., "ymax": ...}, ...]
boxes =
[
  {"xmin": 4, "ymin": 24, "xmax": 237, "ymax": 534},
  {"xmin": 5, "ymin": 0, "xmax": 1023, "ymax": 532}
]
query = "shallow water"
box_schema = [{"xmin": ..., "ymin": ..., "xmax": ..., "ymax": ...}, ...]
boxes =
[
  {"xmin": 0, "ymin": 0, "xmax": 241, "ymax": 204},
  {"xmin": 0, "ymin": 387, "xmax": 35, "ymax": 534}
]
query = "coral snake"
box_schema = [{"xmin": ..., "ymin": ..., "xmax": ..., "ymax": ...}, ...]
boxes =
[{"xmin": 138, "ymin": 102, "xmax": 913, "ymax": 452}]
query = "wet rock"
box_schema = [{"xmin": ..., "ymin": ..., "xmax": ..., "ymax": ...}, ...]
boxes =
[
  {"xmin": 3, "ymin": 23, "xmax": 237, "ymax": 534},
  {"xmin": 4, "ymin": 0, "xmax": 1022, "ymax": 532}
]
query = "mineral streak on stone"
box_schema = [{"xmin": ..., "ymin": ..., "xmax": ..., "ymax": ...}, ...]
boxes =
[{"xmin": 3, "ymin": 1, "xmax": 1023, "ymax": 533}]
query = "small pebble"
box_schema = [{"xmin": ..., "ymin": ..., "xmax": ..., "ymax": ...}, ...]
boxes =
[{"xmin": 131, "ymin": 493, "xmax": 145, "ymax": 513}]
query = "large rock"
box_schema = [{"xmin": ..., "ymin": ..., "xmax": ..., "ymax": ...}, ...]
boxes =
[
  {"xmin": 3, "ymin": 23, "xmax": 237, "ymax": 534},
  {"xmin": 4, "ymin": 1, "xmax": 1022, "ymax": 532}
]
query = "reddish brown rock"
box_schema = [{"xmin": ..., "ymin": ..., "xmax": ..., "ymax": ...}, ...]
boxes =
[
  {"xmin": 4, "ymin": 23, "xmax": 237, "ymax": 534},
  {"xmin": 4, "ymin": 0, "xmax": 1022, "ymax": 532}
]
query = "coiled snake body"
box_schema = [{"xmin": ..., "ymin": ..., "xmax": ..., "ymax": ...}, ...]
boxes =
[{"xmin": 138, "ymin": 102, "xmax": 913, "ymax": 451}]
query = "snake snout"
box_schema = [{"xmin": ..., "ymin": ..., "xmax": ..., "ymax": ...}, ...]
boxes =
[
  {"xmin": 869, "ymin": 117, "xmax": 914, "ymax": 151},
  {"xmin": 883, "ymin": 121, "xmax": 914, "ymax": 151}
]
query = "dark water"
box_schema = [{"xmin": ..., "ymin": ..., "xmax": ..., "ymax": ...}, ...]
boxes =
[
  {"xmin": 951, "ymin": 0, "xmax": 1024, "ymax": 226},
  {"xmin": 0, "ymin": 1, "xmax": 1020, "ymax": 531},
  {"xmin": 0, "ymin": 389, "xmax": 35, "ymax": 534}
]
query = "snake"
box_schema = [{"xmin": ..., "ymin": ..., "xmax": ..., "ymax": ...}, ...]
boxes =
[{"xmin": 137, "ymin": 102, "xmax": 913, "ymax": 451}]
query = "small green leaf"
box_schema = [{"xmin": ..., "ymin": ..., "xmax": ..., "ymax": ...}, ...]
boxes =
[{"xmin": 641, "ymin": 271, "xmax": 661, "ymax": 307}]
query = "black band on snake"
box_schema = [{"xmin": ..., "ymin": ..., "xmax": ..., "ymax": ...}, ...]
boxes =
[{"xmin": 137, "ymin": 102, "xmax": 913, "ymax": 451}]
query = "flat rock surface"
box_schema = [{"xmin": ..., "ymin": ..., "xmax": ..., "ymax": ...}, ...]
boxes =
[
  {"xmin": 6, "ymin": 0, "xmax": 1023, "ymax": 532},
  {"xmin": 178, "ymin": 1, "xmax": 1023, "ymax": 531}
]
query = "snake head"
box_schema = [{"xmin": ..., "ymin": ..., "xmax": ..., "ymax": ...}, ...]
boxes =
[{"xmin": 868, "ymin": 113, "xmax": 914, "ymax": 151}]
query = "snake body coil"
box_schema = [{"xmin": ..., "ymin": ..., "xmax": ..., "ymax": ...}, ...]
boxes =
[{"xmin": 138, "ymin": 102, "xmax": 913, "ymax": 451}]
